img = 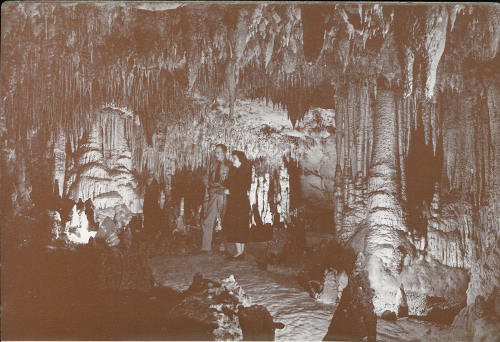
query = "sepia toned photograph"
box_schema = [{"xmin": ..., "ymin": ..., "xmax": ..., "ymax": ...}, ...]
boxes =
[{"xmin": 0, "ymin": 2, "xmax": 499, "ymax": 341}]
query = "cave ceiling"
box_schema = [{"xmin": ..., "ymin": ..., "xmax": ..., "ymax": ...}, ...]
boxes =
[{"xmin": 1, "ymin": 2, "xmax": 498, "ymax": 140}]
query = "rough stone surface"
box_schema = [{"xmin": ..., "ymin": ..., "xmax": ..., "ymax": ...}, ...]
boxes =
[
  {"xmin": 167, "ymin": 273, "xmax": 282, "ymax": 341},
  {"xmin": 381, "ymin": 310, "xmax": 397, "ymax": 321},
  {"xmin": 401, "ymin": 261, "xmax": 468, "ymax": 317},
  {"xmin": 465, "ymin": 203, "xmax": 500, "ymax": 306},
  {"xmin": 311, "ymin": 268, "xmax": 349, "ymax": 305},
  {"xmin": 452, "ymin": 291, "xmax": 500, "ymax": 342},
  {"xmin": 237, "ymin": 305, "xmax": 285, "ymax": 341},
  {"xmin": 420, "ymin": 200, "xmax": 500, "ymax": 308},
  {"xmin": 323, "ymin": 264, "xmax": 377, "ymax": 342}
]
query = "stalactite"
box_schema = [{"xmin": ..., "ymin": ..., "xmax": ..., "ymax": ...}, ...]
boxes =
[
  {"xmin": 344, "ymin": 88, "xmax": 351, "ymax": 179},
  {"xmin": 335, "ymin": 94, "xmax": 344, "ymax": 173},
  {"xmin": 396, "ymin": 95, "xmax": 407, "ymax": 202},
  {"xmin": 333, "ymin": 163, "xmax": 344, "ymax": 236},
  {"xmin": 357, "ymin": 84, "xmax": 366, "ymax": 181},
  {"xmin": 53, "ymin": 131, "xmax": 66, "ymax": 197},
  {"xmin": 364, "ymin": 85, "xmax": 372, "ymax": 178}
]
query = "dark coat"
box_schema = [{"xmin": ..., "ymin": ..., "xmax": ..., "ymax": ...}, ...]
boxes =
[{"xmin": 223, "ymin": 165, "xmax": 252, "ymax": 243}]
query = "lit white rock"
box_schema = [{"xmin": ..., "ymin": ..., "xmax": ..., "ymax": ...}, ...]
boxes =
[
  {"xmin": 64, "ymin": 110, "xmax": 142, "ymax": 214},
  {"xmin": 401, "ymin": 261, "xmax": 468, "ymax": 316},
  {"xmin": 53, "ymin": 131, "xmax": 66, "ymax": 197},
  {"xmin": 65, "ymin": 206, "xmax": 96, "ymax": 244}
]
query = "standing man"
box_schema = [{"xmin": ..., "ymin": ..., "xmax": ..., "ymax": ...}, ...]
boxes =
[{"xmin": 201, "ymin": 143, "xmax": 230, "ymax": 253}]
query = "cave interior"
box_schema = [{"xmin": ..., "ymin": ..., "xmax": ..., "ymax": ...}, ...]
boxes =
[{"xmin": 1, "ymin": 2, "xmax": 499, "ymax": 341}]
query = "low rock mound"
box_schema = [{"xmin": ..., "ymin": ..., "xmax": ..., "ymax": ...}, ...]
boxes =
[{"xmin": 168, "ymin": 273, "xmax": 284, "ymax": 341}]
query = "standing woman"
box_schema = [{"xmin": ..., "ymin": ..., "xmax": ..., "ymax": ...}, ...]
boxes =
[{"xmin": 224, "ymin": 150, "xmax": 252, "ymax": 258}]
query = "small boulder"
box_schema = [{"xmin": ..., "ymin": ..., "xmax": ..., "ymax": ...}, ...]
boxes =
[
  {"xmin": 323, "ymin": 268, "xmax": 377, "ymax": 342},
  {"xmin": 237, "ymin": 305, "xmax": 285, "ymax": 341},
  {"xmin": 380, "ymin": 310, "xmax": 397, "ymax": 321}
]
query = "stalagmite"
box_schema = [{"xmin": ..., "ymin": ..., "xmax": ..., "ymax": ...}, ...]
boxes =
[
  {"xmin": 278, "ymin": 166, "xmax": 290, "ymax": 224},
  {"xmin": 365, "ymin": 79, "xmax": 408, "ymax": 316}
]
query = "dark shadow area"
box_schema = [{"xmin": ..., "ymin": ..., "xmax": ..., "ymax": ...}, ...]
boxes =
[
  {"xmin": 301, "ymin": 4, "xmax": 329, "ymax": 63},
  {"xmin": 405, "ymin": 117, "xmax": 443, "ymax": 237},
  {"xmin": 323, "ymin": 258, "xmax": 377, "ymax": 342},
  {"xmin": 170, "ymin": 166, "xmax": 205, "ymax": 217},
  {"xmin": 284, "ymin": 155, "xmax": 303, "ymax": 214},
  {"xmin": 1, "ymin": 242, "xmax": 187, "ymax": 341}
]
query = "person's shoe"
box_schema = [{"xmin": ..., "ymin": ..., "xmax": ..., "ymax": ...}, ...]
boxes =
[{"xmin": 233, "ymin": 253, "xmax": 244, "ymax": 260}]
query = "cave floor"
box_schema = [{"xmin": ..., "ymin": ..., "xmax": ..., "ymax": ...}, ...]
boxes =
[
  {"xmin": 149, "ymin": 252, "xmax": 334, "ymax": 341},
  {"xmin": 148, "ymin": 252, "xmax": 471, "ymax": 342}
]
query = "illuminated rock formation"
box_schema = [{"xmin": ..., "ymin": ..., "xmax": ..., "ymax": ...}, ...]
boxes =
[{"xmin": 64, "ymin": 109, "xmax": 142, "ymax": 214}]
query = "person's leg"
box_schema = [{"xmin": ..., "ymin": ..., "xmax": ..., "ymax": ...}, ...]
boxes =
[
  {"xmin": 201, "ymin": 195, "xmax": 218, "ymax": 251},
  {"xmin": 234, "ymin": 243, "xmax": 243, "ymax": 257}
]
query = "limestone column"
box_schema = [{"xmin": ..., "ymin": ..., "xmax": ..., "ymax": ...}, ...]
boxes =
[{"xmin": 364, "ymin": 80, "xmax": 408, "ymax": 316}]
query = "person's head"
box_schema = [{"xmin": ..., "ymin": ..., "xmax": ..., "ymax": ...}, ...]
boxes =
[
  {"xmin": 85, "ymin": 198, "xmax": 93, "ymax": 209},
  {"xmin": 231, "ymin": 150, "xmax": 248, "ymax": 168},
  {"xmin": 77, "ymin": 198, "xmax": 84, "ymax": 211},
  {"xmin": 215, "ymin": 143, "xmax": 227, "ymax": 162}
]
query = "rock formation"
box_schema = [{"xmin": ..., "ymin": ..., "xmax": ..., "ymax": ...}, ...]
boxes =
[
  {"xmin": 64, "ymin": 109, "xmax": 142, "ymax": 215},
  {"xmin": 451, "ymin": 289, "xmax": 500, "ymax": 342},
  {"xmin": 323, "ymin": 257, "xmax": 377, "ymax": 342},
  {"xmin": 167, "ymin": 273, "xmax": 283, "ymax": 341}
]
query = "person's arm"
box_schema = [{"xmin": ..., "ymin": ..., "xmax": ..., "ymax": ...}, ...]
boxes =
[
  {"xmin": 210, "ymin": 163, "xmax": 230, "ymax": 193},
  {"xmin": 203, "ymin": 164, "xmax": 210, "ymax": 188},
  {"xmin": 224, "ymin": 169, "xmax": 231, "ymax": 195}
]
